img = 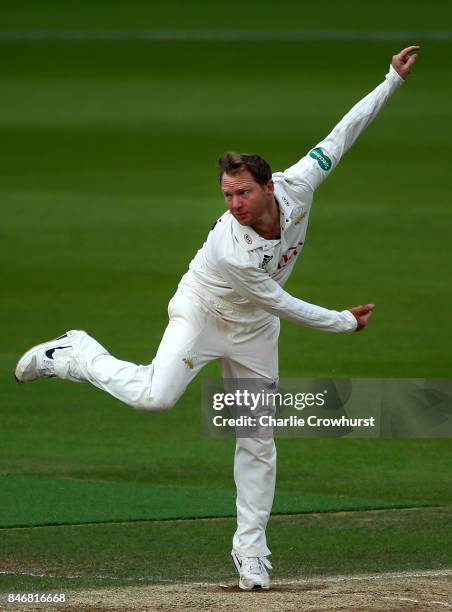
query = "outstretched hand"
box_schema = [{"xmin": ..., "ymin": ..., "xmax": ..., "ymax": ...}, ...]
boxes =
[
  {"xmin": 392, "ymin": 46, "xmax": 420, "ymax": 79},
  {"xmin": 348, "ymin": 304, "xmax": 375, "ymax": 332}
]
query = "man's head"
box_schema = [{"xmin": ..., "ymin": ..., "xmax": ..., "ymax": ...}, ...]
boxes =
[{"xmin": 218, "ymin": 152, "xmax": 275, "ymax": 226}]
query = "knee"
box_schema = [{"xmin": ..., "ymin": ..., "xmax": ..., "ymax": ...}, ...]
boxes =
[
  {"xmin": 237, "ymin": 437, "xmax": 276, "ymax": 458},
  {"xmin": 133, "ymin": 393, "xmax": 177, "ymax": 413}
]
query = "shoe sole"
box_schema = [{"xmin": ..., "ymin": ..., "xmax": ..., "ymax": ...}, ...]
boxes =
[
  {"xmin": 15, "ymin": 334, "xmax": 69, "ymax": 383},
  {"xmin": 239, "ymin": 580, "xmax": 270, "ymax": 591}
]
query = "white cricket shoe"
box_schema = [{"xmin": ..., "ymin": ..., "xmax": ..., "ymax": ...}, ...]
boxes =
[
  {"xmin": 231, "ymin": 552, "xmax": 272, "ymax": 590},
  {"xmin": 15, "ymin": 334, "xmax": 72, "ymax": 383}
]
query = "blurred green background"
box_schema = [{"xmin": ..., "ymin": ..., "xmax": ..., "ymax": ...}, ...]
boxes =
[{"xmin": 1, "ymin": 0, "xmax": 451, "ymax": 591}]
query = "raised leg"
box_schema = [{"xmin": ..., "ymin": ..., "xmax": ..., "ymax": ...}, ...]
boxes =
[{"xmin": 52, "ymin": 290, "xmax": 221, "ymax": 411}]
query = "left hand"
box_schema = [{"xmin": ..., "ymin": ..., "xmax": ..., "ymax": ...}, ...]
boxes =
[
  {"xmin": 348, "ymin": 304, "xmax": 375, "ymax": 332},
  {"xmin": 392, "ymin": 46, "xmax": 420, "ymax": 79}
]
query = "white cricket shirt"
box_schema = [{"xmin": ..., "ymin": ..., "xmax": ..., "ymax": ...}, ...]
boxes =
[{"xmin": 182, "ymin": 65, "xmax": 404, "ymax": 332}]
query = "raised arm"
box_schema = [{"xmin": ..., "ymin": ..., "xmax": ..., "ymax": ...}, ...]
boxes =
[{"xmin": 282, "ymin": 46, "xmax": 419, "ymax": 194}]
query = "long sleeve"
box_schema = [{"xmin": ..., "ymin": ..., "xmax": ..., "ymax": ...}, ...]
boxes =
[
  {"xmin": 217, "ymin": 257, "xmax": 357, "ymax": 333},
  {"xmin": 283, "ymin": 65, "xmax": 405, "ymax": 194}
]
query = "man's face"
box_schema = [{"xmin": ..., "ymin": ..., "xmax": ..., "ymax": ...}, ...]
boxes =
[{"xmin": 221, "ymin": 170, "xmax": 274, "ymax": 226}]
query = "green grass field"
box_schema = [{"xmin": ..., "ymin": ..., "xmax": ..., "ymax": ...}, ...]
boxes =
[{"xmin": 1, "ymin": 0, "xmax": 451, "ymax": 596}]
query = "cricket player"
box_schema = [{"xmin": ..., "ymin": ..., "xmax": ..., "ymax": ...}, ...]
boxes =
[{"xmin": 15, "ymin": 46, "xmax": 418, "ymax": 590}]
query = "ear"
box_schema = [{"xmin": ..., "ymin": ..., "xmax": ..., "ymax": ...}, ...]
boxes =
[{"xmin": 265, "ymin": 179, "xmax": 275, "ymax": 195}]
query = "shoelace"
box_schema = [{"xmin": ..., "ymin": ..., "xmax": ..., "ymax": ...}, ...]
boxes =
[
  {"xmin": 39, "ymin": 354, "xmax": 56, "ymax": 375},
  {"xmin": 260, "ymin": 556, "xmax": 272, "ymax": 570},
  {"xmin": 242, "ymin": 556, "xmax": 272, "ymax": 575}
]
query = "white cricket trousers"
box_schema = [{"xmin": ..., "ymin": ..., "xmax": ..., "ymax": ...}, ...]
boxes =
[{"xmin": 53, "ymin": 279, "xmax": 280, "ymax": 558}]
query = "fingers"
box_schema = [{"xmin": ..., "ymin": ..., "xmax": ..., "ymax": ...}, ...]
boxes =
[
  {"xmin": 355, "ymin": 307, "xmax": 375, "ymax": 332},
  {"xmin": 406, "ymin": 53, "xmax": 418, "ymax": 69},
  {"xmin": 393, "ymin": 46, "xmax": 419, "ymax": 63},
  {"xmin": 398, "ymin": 45, "xmax": 420, "ymax": 60},
  {"xmin": 353, "ymin": 304, "xmax": 375, "ymax": 316},
  {"xmin": 363, "ymin": 308, "xmax": 375, "ymax": 320},
  {"xmin": 348, "ymin": 304, "xmax": 375, "ymax": 331}
]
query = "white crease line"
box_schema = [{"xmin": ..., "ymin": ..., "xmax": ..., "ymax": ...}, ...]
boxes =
[
  {"xmin": 0, "ymin": 29, "xmax": 451, "ymax": 41},
  {"xmin": 384, "ymin": 598, "xmax": 452, "ymax": 609},
  {"xmin": 286, "ymin": 570, "xmax": 452, "ymax": 584},
  {"xmin": 0, "ymin": 571, "xmax": 81, "ymax": 579},
  {"xmin": 1, "ymin": 569, "xmax": 451, "ymax": 583},
  {"xmin": 0, "ymin": 571, "xmax": 173, "ymax": 582}
]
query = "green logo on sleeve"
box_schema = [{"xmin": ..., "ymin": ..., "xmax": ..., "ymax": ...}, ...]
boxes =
[{"xmin": 309, "ymin": 147, "xmax": 332, "ymax": 171}]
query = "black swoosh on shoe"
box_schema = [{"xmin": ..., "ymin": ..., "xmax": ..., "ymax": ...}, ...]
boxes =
[{"xmin": 45, "ymin": 346, "xmax": 70, "ymax": 359}]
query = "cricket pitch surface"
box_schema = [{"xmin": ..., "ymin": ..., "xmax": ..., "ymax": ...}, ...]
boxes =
[{"xmin": 10, "ymin": 570, "xmax": 452, "ymax": 611}]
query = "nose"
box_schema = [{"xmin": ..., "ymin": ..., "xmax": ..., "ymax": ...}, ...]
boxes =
[{"xmin": 231, "ymin": 195, "xmax": 243, "ymax": 211}]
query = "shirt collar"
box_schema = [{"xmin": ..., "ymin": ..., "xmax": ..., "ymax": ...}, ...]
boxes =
[
  {"xmin": 230, "ymin": 187, "xmax": 300, "ymax": 251},
  {"xmin": 231, "ymin": 215, "xmax": 271, "ymax": 251}
]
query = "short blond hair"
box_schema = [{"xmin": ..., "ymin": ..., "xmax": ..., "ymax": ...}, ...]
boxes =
[{"xmin": 218, "ymin": 152, "xmax": 272, "ymax": 184}]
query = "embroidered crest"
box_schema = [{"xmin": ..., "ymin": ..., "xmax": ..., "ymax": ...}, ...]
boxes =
[
  {"xmin": 182, "ymin": 357, "xmax": 194, "ymax": 370},
  {"xmin": 294, "ymin": 211, "xmax": 306, "ymax": 224}
]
